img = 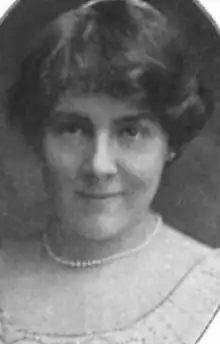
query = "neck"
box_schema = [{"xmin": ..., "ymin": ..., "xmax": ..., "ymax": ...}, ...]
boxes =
[{"xmin": 45, "ymin": 212, "xmax": 159, "ymax": 266}]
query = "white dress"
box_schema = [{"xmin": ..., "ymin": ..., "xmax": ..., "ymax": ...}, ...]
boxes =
[{"xmin": 0, "ymin": 248, "xmax": 220, "ymax": 344}]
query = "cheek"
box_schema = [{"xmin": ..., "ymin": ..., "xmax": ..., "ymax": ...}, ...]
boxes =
[
  {"xmin": 43, "ymin": 135, "xmax": 85, "ymax": 179},
  {"xmin": 43, "ymin": 136, "xmax": 85, "ymax": 212},
  {"xmin": 122, "ymin": 142, "xmax": 167, "ymax": 186}
]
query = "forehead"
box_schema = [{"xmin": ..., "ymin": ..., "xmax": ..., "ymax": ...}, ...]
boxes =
[{"xmin": 55, "ymin": 92, "xmax": 145, "ymax": 121}]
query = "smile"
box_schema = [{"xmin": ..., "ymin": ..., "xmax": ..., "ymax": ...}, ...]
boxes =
[{"xmin": 76, "ymin": 191, "xmax": 123, "ymax": 199}]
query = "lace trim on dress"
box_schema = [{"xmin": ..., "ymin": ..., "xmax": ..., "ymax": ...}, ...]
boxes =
[{"xmin": 1, "ymin": 249, "xmax": 220, "ymax": 344}]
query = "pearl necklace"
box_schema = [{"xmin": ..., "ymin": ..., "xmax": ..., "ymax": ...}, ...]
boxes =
[{"xmin": 43, "ymin": 215, "xmax": 162, "ymax": 268}]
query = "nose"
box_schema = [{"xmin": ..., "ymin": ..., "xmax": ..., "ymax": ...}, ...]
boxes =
[{"xmin": 83, "ymin": 130, "xmax": 118, "ymax": 179}]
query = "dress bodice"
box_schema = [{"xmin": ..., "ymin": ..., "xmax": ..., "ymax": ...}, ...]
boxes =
[{"xmin": 1, "ymin": 249, "xmax": 220, "ymax": 344}]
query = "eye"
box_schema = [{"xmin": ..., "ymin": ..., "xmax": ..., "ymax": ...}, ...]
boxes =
[
  {"xmin": 120, "ymin": 124, "xmax": 139, "ymax": 137},
  {"xmin": 117, "ymin": 123, "xmax": 148, "ymax": 140},
  {"xmin": 49, "ymin": 120, "xmax": 93, "ymax": 137},
  {"xmin": 58, "ymin": 123, "xmax": 83, "ymax": 135}
]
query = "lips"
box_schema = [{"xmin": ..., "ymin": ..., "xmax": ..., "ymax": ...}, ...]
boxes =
[{"xmin": 75, "ymin": 191, "xmax": 123, "ymax": 199}]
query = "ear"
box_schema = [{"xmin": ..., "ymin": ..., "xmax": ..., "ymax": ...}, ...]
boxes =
[{"xmin": 167, "ymin": 151, "xmax": 176, "ymax": 162}]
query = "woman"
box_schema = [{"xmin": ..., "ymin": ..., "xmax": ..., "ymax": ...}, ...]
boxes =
[{"xmin": 0, "ymin": 0, "xmax": 220, "ymax": 342}]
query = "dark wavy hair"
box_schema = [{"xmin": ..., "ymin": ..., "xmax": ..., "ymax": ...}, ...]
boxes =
[{"xmin": 7, "ymin": 0, "xmax": 213, "ymax": 155}]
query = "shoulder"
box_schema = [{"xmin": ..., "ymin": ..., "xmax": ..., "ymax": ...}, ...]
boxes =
[
  {"xmin": 159, "ymin": 221, "xmax": 213, "ymax": 258},
  {"xmin": 163, "ymin": 225, "xmax": 220, "ymax": 299},
  {"xmin": 171, "ymin": 248, "xmax": 220, "ymax": 340},
  {"xmin": 145, "ymin": 244, "xmax": 220, "ymax": 343},
  {"xmin": 155, "ymin": 223, "xmax": 220, "ymax": 340},
  {"xmin": 185, "ymin": 248, "xmax": 220, "ymax": 343},
  {"xmin": 159, "ymin": 222, "xmax": 220, "ymax": 300}
]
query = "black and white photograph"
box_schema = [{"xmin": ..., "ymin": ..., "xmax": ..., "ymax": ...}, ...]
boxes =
[{"xmin": 0, "ymin": 0, "xmax": 220, "ymax": 343}]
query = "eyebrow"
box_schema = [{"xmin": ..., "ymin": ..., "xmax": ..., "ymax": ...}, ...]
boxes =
[
  {"xmin": 52, "ymin": 111, "xmax": 92, "ymax": 123},
  {"xmin": 115, "ymin": 112, "xmax": 154, "ymax": 124}
]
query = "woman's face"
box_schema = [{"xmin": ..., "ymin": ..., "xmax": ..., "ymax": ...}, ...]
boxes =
[{"xmin": 43, "ymin": 92, "xmax": 169, "ymax": 241}]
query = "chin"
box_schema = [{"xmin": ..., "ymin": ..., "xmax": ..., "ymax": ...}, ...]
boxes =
[{"xmin": 72, "ymin": 214, "xmax": 128, "ymax": 241}]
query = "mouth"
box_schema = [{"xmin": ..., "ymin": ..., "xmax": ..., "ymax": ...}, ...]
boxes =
[{"xmin": 75, "ymin": 191, "xmax": 124, "ymax": 199}]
